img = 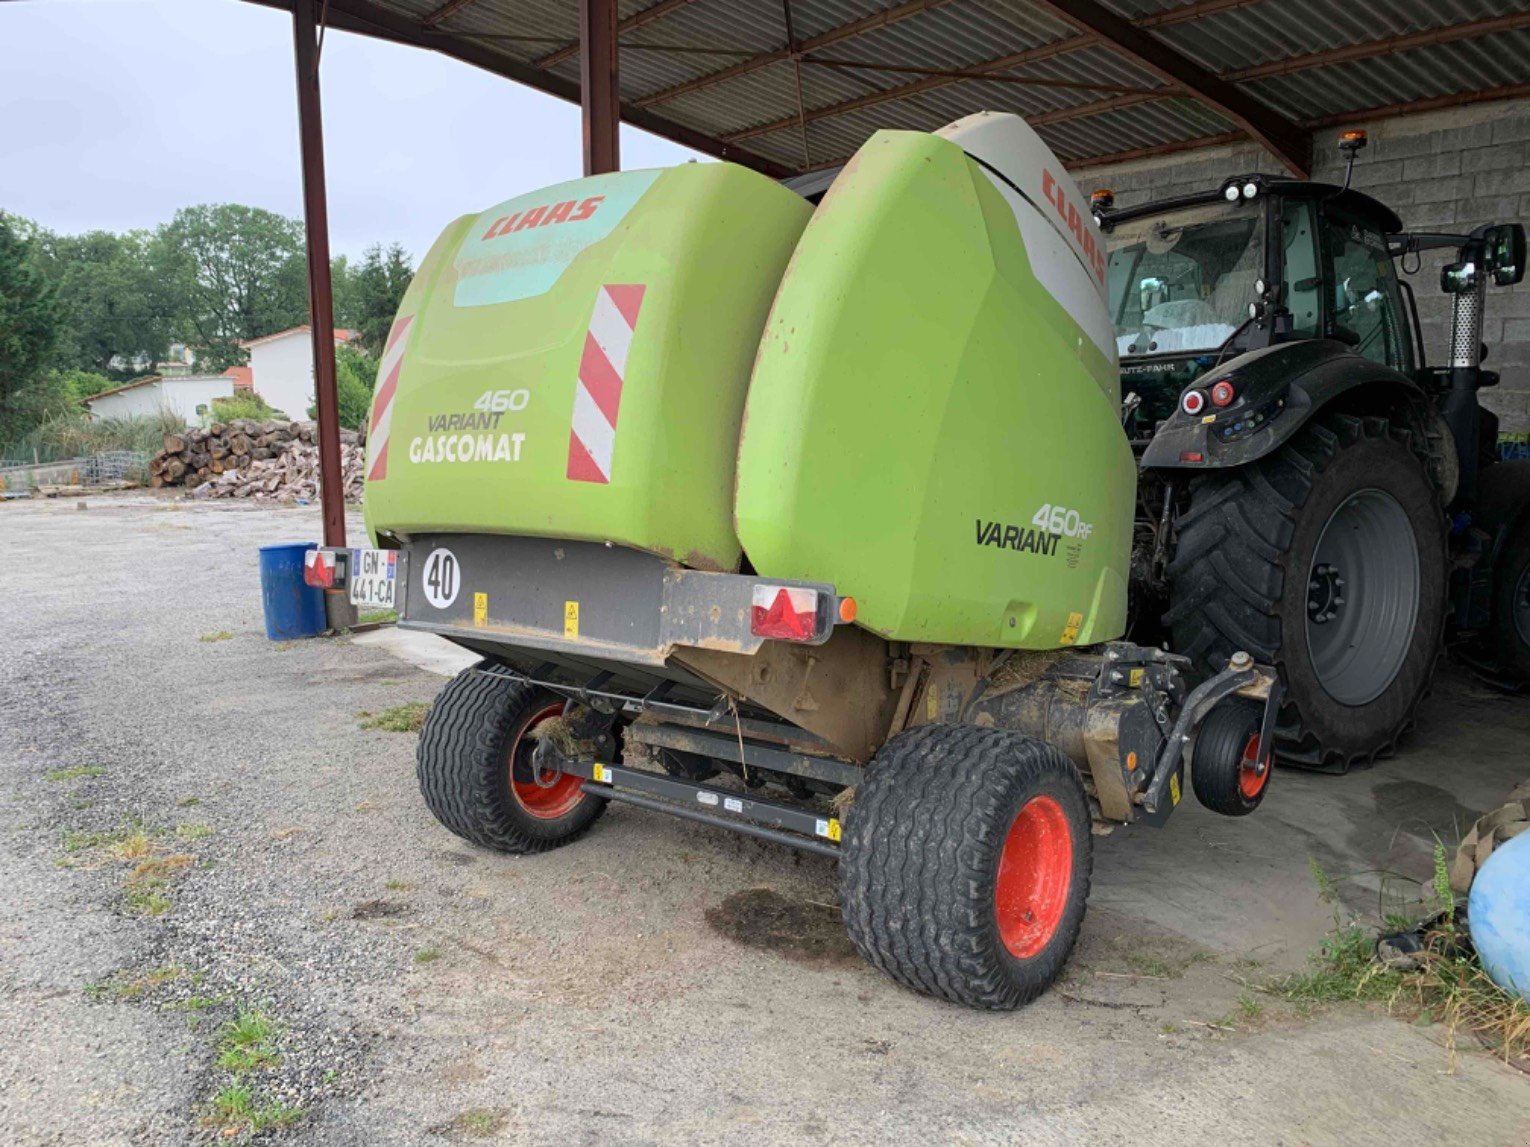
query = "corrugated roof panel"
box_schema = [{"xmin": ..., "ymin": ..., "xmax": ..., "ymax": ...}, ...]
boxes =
[
  {"xmin": 1247, "ymin": 33, "xmax": 1530, "ymax": 121},
  {"xmin": 317, "ymin": 0, "xmax": 1530, "ymax": 175}
]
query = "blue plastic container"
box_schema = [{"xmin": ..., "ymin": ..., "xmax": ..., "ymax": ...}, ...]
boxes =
[
  {"xmin": 1468, "ymin": 829, "xmax": 1530, "ymax": 1002},
  {"xmin": 258, "ymin": 542, "xmax": 328, "ymax": 640}
]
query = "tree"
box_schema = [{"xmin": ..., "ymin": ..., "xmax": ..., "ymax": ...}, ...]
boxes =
[
  {"xmin": 36, "ymin": 229, "xmax": 167, "ymax": 374},
  {"xmin": 308, "ymin": 343, "xmax": 377, "ymax": 430},
  {"xmin": 151, "ymin": 204, "xmax": 309, "ymax": 370},
  {"xmin": 0, "ymin": 213, "xmax": 65, "ymax": 448},
  {"xmin": 349, "ymin": 243, "xmax": 413, "ymax": 354}
]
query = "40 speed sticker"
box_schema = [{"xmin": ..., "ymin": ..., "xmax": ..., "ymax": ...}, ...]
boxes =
[{"xmin": 421, "ymin": 548, "xmax": 460, "ymax": 609}]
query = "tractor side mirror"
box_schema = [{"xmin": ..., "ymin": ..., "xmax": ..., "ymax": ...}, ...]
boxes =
[{"xmin": 1484, "ymin": 223, "xmax": 1526, "ymax": 286}]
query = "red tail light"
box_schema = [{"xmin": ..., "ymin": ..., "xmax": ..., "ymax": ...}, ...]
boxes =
[
  {"xmin": 750, "ymin": 585, "xmax": 823, "ymax": 642},
  {"xmin": 1210, "ymin": 380, "xmax": 1236, "ymax": 407},
  {"xmin": 303, "ymin": 549, "xmax": 336, "ymax": 588},
  {"xmin": 1181, "ymin": 389, "xmax": 1207, "ymax": 416}
]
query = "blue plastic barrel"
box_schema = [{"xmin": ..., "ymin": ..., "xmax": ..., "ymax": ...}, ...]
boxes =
[
  {"xmin": 1469, "ymin": 829, "xmax": 1530, "ymax": 1002},
  {"xmin": 258, "ymin": 542, "xmax": 328, "ymax": 640}
]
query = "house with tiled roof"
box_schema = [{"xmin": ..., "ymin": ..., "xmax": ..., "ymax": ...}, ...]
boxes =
[{"xmin": 238, "ymin": 326, "xmax": 357, "ymax": 419}]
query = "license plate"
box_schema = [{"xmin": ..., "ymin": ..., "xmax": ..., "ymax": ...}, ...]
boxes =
[{"xmin": 349, "ymin": 548, "xmax": 399, "ymax": 609}]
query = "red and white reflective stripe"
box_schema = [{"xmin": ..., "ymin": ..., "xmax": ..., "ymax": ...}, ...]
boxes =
[
  {"xmin": 567, "ymin": 284, "xmax": 645, "ymax": 484},
  {"xmin": 366, "ymin": 314, "xmax": 415, "ymax": 482}
]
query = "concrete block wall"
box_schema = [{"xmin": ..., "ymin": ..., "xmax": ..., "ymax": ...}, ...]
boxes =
[{"xmin": 1081, "ymin": 100, "xmax": 1530, "ymax": 433}]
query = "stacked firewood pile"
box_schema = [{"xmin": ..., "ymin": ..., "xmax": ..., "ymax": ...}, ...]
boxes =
[
  {"xmin": 192, "ymin": 440, "xmax": 367, "ymax": 502},
  {"xmin": 150, "ymin": 420, "xmax": 366, "ymax": 503}
]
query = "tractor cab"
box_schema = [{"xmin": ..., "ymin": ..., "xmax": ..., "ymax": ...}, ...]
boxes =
[{"xmin": 1098, "ymin": 175, "xmax": 1410, "ymax": 447}]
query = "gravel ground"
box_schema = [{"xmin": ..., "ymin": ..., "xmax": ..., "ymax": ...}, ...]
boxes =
[{"xmin": 2, "ymin": 493, "xmax": 1528, "ymax": 1146}]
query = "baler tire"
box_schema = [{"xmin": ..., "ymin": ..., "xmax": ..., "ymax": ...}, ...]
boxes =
[
  {"xmin": 839, "ymin": 724, "xmax": 1091, "ymax": 1010},
  {"xmin": 1166, "ymin": 413, "xmax": 1447, "ymax": 771},
  {"xmin": 1191, "ymin": 699, "xmax": 1271, "ymax": 817},
  {"xmin": 416, "ymin": 666, "xmax": 605, "ymax": 854}
]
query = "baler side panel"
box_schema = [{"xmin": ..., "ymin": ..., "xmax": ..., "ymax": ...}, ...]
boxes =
[{"xmin": 736, "ymin": 131, "xmax": 1134, "ymax": 649}]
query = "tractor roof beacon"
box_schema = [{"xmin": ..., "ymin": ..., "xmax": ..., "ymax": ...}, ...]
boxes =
[
  {"xmin": 1102, "ymin": 129, "xmax": 1530, "ymax": 772},
  {"xmin": 335, "ymin": 112, "xmax": 1290, "ymax": 1011}
]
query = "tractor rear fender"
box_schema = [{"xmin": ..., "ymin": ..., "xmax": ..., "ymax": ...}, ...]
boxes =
[{"xmin": 1141, "ymin": 341, "xmax": 1452, "ymax": 494}]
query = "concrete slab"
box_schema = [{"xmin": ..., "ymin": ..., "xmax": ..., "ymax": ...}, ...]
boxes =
[{"xmin": 351, "ymin": 626, "xmax": 478, "ymax": 678}]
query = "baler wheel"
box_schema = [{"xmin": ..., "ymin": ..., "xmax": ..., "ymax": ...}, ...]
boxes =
[
  {"xmin": 416, "ymin": 666, "xmax": 605, "ymax": 854},
  {"xmin": 839, "ymin": 724, "xmax": 1091, "ymax": 1010},
  {"xmin": 1191, "ymin": 700, "xmax": 1271, "ymax": 817}
]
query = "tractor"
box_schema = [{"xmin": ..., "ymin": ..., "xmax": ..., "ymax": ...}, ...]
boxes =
[{"xmin": 1101, "ymin": 132, "xmax": 1529, "ymax": 771}]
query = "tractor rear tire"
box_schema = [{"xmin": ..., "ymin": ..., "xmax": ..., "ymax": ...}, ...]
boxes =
[
  {"xmin": 1491, "ymin": 517, "xmax": 1530, "ymax": 679},
  {"xmin": 416, "ymin": 667, "xmax": 605, "ymax": 854},
  {"xmin": 839, "ymin": 724, "xmax": 1091, "ymax": 1010},
  {"xmin": 1167, "ymin": 414, "xmax": 1447, "ymax": 770}
]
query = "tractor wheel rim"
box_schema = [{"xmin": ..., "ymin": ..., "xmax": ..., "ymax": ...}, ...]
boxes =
[
  {"xmin": 995, "ymin": 795, "xmax": 1073, "ymax": 960},
  {"xmin": 509, "ymin": 702, "xmax": 585, "ymax": 820},
  {"xmin": 1238, "ymin": 733, "xmax": 1271, "ymax": 800},
  {"xmin": 1305, "ymin": 488, "xmax": 1420, "ymax": 706},
  {"xmin": 1514, "ymin": 562, "xmax": 1530, "ymax": 650}
]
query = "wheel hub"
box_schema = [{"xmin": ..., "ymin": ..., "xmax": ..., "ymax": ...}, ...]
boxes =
[
  {"xmin": 1307, "ymin": 562, "xmax": 1346, "ymax": 624},
  {"xmin": 1304, "ymin": 489, "xmax": 1420, "ymax": 707},
  {"xmin": 994, "ymin": 795, "xmax": 1073, "ymax": 960}
]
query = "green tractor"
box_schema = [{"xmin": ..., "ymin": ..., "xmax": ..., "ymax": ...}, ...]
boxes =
[{"xmin": 1103, "ymin": 131, "xmax": 1530, "ymax": 770}]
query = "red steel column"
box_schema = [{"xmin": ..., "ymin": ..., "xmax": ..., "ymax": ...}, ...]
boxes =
[
  {"xmin": 580, "ymin": 0, "xmax": 620, "ymax": 175},
  {"xmin": 293, "ymin": 0, "xmax": 346, "ymax": 548}
]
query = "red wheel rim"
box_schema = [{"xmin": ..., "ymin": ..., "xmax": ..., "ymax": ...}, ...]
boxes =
[
  {"xmin": 1238, "ymin": 733, "xmax": 1272, "ymax": 800},
  {"xmin": 994, "ymin": 795, "xmax": 1073, "ymax": 960},
  {"xmin": 509, "ymin": 702, "xmax": 586, "ymax": 820}
]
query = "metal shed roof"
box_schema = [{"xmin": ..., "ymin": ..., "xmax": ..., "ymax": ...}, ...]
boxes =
[{"xmin": 246, "ymin": 0, "xmax": 1530, "ymax": 178}]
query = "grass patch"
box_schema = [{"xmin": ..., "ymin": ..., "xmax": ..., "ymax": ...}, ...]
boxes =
[
  {"xmin": 86, "ymin": 963, "xmax": 193, "ymax": 1002},
  {"xmin": 359, "ymin": 607, "xmax": 397, "ymax": 624},
  {"xmin": 206, "ymin": 1082, "xmax": 302, "ymax": 1134},
  {"xmin": 199, "ymin": 630, "xmax": 234, "ymax": 643},
  {"xmin": 176, "ymin": 796, "xmax": 201, "ymax": 807},
  {"xmin": 111, "ymin": 831, "xmax": 158, "ymax": 862},
  {"xmin": 358, "ymin": 702, "xmax": 429, "ymax": 733},
  {"xmin": 413, "ymin": 947, "xmax": 442, "ymax": 965},
  {"xmin": 450, "ymin": 1108, "xmax": 508, "ymax": 1139},
  {"xmin": 384, "ymin": 879, "xmax": 410, "ymax": 891},
  {"xmin": 176, "ymin": 823, "xmax": 213, "ymax": 841},
  {"xmin": 216, "ymin": 1009, "xmax": 283, "ymax": 1073},
  {"xmin": 130, "ymin": 853, "xmax": 196, "ymax": 882},
  {"xmin": 1267, "ymin": 851, "xmax": 1530, "ymax": 1066},
  {"xmin": 45, "ymin": 766, "xmax": 105, "ymax": 782},
  {"xmin": 124, "ymin": 880, "xmax": 172, "ymax": 916}
]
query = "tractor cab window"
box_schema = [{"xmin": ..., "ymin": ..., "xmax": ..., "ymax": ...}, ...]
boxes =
[
  {"xmin": 1106, "ymin": 199, "xmax": 1264, "ymax": 357},
  {"xmin": 1283, "ymin": 200, "xmax": 1321, "ymax": 337},
  {"xmin": 1321, "ymin": 211, "xmax": 1412, "ymax": 371}
]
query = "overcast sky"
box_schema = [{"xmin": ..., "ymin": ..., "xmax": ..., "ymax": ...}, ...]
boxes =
[{"xmin": 0, "ymin": 0, "xmax": 703, "ymax": 261}]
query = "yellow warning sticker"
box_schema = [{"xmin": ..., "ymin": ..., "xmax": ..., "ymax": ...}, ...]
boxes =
[
  {"xmin": 1201, "ymin": 414, "xmax": 1217, "ymax": 424},
  {"xmin": 592, "ymin": 762, "xmax": 611, "ymax": 784},
  {"xmin": 1128, "ymin": 668, "xmax": 1143, "ymax": 687},
  {"xmin": 826, "ymin": 818, "xmax": 842, "ymax": 843},
  {"xmin": 926, "ymin": 686, "xmax": 938, "ymax": 721},
  {"xmin": 473, "ymin": 592, "xmax": 487, "ymax": 627},
  {"xmin": 563, "ymin": 600, "xmax": 580, "ymax": 638},
  {"xmin": 1059, "ymin": 611, "xmax": 1084, "ymax": 645},
  {"xmin": 1169, "ymin": 773, "xmax": 1182, "ymax": 806}
]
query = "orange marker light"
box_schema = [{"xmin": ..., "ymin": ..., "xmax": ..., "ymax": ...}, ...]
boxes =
[{"xmin": 838, "ymin": 597, "xmax": 858, "ymax": 624}]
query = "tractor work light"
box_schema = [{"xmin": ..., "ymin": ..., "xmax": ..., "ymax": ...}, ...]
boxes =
[
  {"xmin": 1211, "ymin": 380, "xmax": 1236, "ymax": 407},
  {"xmin": 1224, "ymin": 185, "xmax": 1241, "ymax": 202},
  {"xmin": 303, "ymin": 548, "xmax": 337, "ymax": 589},
  {"xmin": 750, "ymin": 584, "xmax": 829, "ymax": 643},
  {"xmin": 1242, "ymin": 182, "xmax": 1258, "ymax": 199},
  {"xmin": 1181, "ymin": 389, "xmax": 1208, "ymax": 416}
]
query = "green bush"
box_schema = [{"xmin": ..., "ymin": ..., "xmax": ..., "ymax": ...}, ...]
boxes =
[
  {"xmin": 210, "ymin": 392, "xmax": 285, "ymax": 423},
  {"xmin": 307, "ymin": 344, "xmax": 377, "ymax": 431}
]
